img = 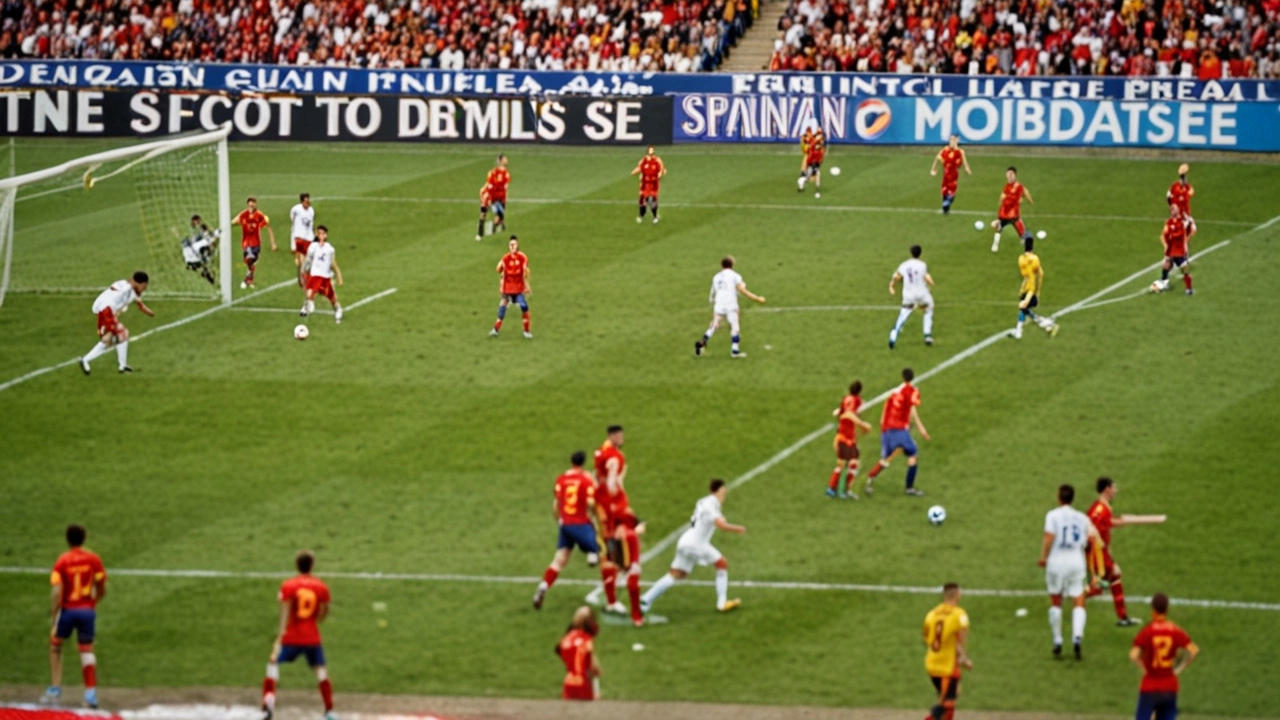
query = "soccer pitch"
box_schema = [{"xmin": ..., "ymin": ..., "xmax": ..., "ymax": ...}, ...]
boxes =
[{"xmin": 1, "ymin": 140, "xmax": 1279, "ymax": 719}]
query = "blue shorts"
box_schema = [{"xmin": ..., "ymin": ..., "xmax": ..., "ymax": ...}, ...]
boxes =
[
  {"xmin": 491, "ymin": 200, "xmax": 505, "ymax": 216},
  {"xmin": 1168, "ymin": 255, "xmax": 1187, "ymax": 267},
  {"xmin": 243, "ymin": 245, "xmax": 261, "ymax": 263},
  {"xmin": 277, "ymin": 644, "xmax": 326, "ymax": 667},
  {"xmin": 1135, "ymin": 691, "xmax": 1178, "ymax": 720},
  {"xmin": 55, "ymin": 608, "xmax": 96, "ymax": 644},
  {"xmin": 558, "ymin": 523, "xmax": 600, "ymax": 554},
  {"xmin": 881, "ymin": 429, "xmax": 918, "ymax": 459},
  {"xmin": 503, "ymin": 293, "xmax": 528, "ymax": 311}
]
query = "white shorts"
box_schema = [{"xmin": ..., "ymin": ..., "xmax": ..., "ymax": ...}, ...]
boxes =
[
  {"xmin": 902, "ymin": 291, "xmax": 933, "ymax": 309},
  {"xmin": 671, "ymin": 541, "xmax": 722, "ymax": 574},
  {"xmin": 1045, "ymin": 557, "xmax": 1086, "ymax": 597},
  {"xmin": 712, "ymin": 307, "xmax": 740, "ymax": 335}
]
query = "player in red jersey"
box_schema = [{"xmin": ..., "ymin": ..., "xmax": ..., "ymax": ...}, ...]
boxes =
[
  {"xmin": 490, "ymin": 236, "xmax": 532, "ymax": 339},
  {"xmin": 1166, "ymin": 163, "xmax": 1196, "ymax": 234},
  {"xmin": 1130, "ymin": 593, "xmax": 1199, "ymax": 720},
  {"xmin": 990, "ymin": 167, "xmax": 1035, "ymax": 253},
  {"xmin": 533, "ymin": 451, "xmax": 606, "ymax": 610},
  {"xmin": 1153, "ymin": 204, "xmax": 1196, "ymax": 295},
  {"xmin": 865, "ymin": 367, "xmax": 930, "ymax": 496},
  {"xmin": 930, "ymin": 134, "xmax": 972, "ymax": 214},
  {"xmin": 1087, "ymin": 477, "xmax": 1166, "ymax": 626},
  {"xmin": 80, "ymin": 271, "xmax": 154, "ymax": 375},
  {"xmin": 798, "ymin": 124, "xmax": 826, "ymax": 198},
  {"xmin": 476, "ymin": 154, "xmax": 510, "ymax": 241},
  {"xmin": 261, "ymin": 550, "xmax": 334, "ymax": 720},
  {"xmin": 631, "ymin": 146, "xmax": 667, "ymax": 224},
  {"xmin": 827, "ymin": 380, "xmax": 872, "ymax": 500},
  {"xmin": 232, "ymin": 196, "xmax": 277, "ymax": 288},
  {"xmin": 557, "ymin": 606, "xmax": 602, "ymax": 701},
  {"xmin": 42, "ymin": 525, "xmax": 106, "ymax": 709},
  {"xmin": 594, "ymin": 425, "xmax": 646, "ymax": 626}
]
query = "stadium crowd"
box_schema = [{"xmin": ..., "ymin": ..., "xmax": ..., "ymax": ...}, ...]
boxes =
[
  {"xmin": 769, "ymin": 0, "xmax": 1280, "ymax": 77},
  {"xmin": 0, "ymin": 0, "xmax": 752, "ymax": 71}
]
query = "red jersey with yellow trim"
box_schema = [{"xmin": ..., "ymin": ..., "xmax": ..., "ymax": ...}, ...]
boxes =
[
  {"xmin": 999, "ymin": 182, "xmax": 1026, "ymax": 219},
  {"xmin": 235, "ymin": 209, "xmax": 269, "ymax": 248},
  {"xmin": 638, "ymin": 156, "xmax": 664, "ymax": 197},
  {"xmin": 1134, "ymin": 617, "xmax": 1194, "ymax": 693},
  {"xmin": 557, "ymin": 628, "xmax": 595, "ymax": 693},
  {"xmin": 1087, "ymin": 500, "xmax": 1114, "ymax": 547},
  {"xmin": 499, "ymin": 251, "xmax": 528, "ymax": 295},
  {"xmin": 555, "ymin": 469, "xmax": 596, "ymax": 526},
  {"xmin": 880, "ymin": 383, "xmax": 920, "ymax": 431},
  {"xmin": 594, "ymin": 441, "xmax": 630, "ymax": 529},
  {"xmin": 1167, "ymin": 181, "xmax": 1193, "ymax": 216},
  {"xmin": 486, "ymin": 167, "xmax": 511, "ymax": 202},
  {"xmin": 802, "ymin": 129, "xmax": 826, "ymax": 164},
  {"xmin": 939, "ymin": 147, "xmax": 963, "ymax": 195},
  {"xmin": 51, "ymin": 548, "xmax": 106, "ymax": 610},
  {"xmin": 279, "ymin": 574, "xmax": 330, "ymax": 646},
  {"xmin": 1163, "ymin": 217, "xmax": 1190, "ymax": 257},
  {"xmin": 835, "ymin": 394, "xmax": 864, "ymax": 445}
]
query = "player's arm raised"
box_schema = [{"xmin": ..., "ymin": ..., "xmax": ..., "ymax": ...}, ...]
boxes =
[
  {"xmin": 737, "ymin": 282, "xmax": 766, "ymax": 305},
  {"xmin": 910, "ymin": 406, "xmax": 930, "ymax": 441},
  {"xmin": 715, "ymin": 516, "xmax": 746, "ymax": 535},
  {"xmin": 1116, "ymin": 513, "xmax": 1167, "ymax": 526},
  {"xmin": 889, "ymin": 271, "xmax": 901, "ymax": 296}
]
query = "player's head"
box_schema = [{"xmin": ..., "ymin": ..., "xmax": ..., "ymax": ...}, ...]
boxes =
[
  {"xmin": 190, "ymin": 214, "xmax": 202, "ymax": 227},
  {"xmin": 570, "ymin": 605, "xmax": 599, "ymax": 636},
  {"xmin": 1177, "ymin": 162, "xmax": 1189, "ymax": 179},
  {"xmin": 1151, "ymin": 592, "xmax": 1169, "ymax": 616},
  {"xmin": 902, "ymin": 367, "xmax": 914, "ymax": 383},
  {"xmin": 496, "ymin": 154, "xmax": 507, "ymax": 168},
  {"xmin": 246, "ymin": 195, "xmax": 257, "ymax": 210},
  {"xmin": 508, "ymin": 235, "xmax": 519, "ymax": 253},
  {"xmin": 571, "ymin": 450, "xmax": 587, "ymax": 468},
  {"xmin": 948, "ymin": 133, "xmax": 959, "ymax": 148},
  {"xmin": 721, "ymin": 256, "xmax": 734, "ymax": 269},
  {"xmin": 942, "ymin": 582, "xmax": 961, "ymax": 602},
  {"xmin": 300, "ymin": 192, "xmax": 311, "ymax": 207},
  {"xmin": 607, "ymin": 424, "xmax": 624, "ymax": 447},
  {"xmin": 1058, "ymin": 483, "xmax": 1075, "ymax": 506},
  {"xmin": 1169, "ymin": 203, "xmax": 1182, "ymax": 218},
  {"xmin": 316, "ymin": 225, "xmax": 328, "ymax": 242},
  {"xmin": 65, "ymin": 524, "xmax": 86, "ymax": 548},
  {"xmin": 910, "ymin": 244, "xmax": 922, "ymax": 259},
  {"xmin": 709, "ymin": 478, "xmax": 727, "ymax": 500},
  {"xmin": 1096, "ymin": 476, "xmax": 1116, "ymax": 500},
  {"xmin": 130, "ymin": 270, "xmax": 149, "ymax": 293},
  {"xmin": 1024, "ymin": 236, "xmax": 1034, "ymax": 253},
  {"xmin": 647, "ymin": 145, "xmax": 656, "ymax": 156},
  {"xmin": 849, "ymin": 380, "xmax": 862, "ymax": 395},
  {"xmin": 295, "ymin": 549, "xmax": 316, "ymax": 574},
  {"xmin": 1006, "ymin": 166, "xmax": 1017, "ymax": 182}
]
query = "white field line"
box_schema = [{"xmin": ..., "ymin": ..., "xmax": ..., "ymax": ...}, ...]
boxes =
[
  {"xmin": 231, "ymin": 287, "xmax": 398, "ymax": 315},
  {"xmin": 755, "ymin": 301, "xmax": 1014, "ymax": 314},
  {"xmin": 0, "ymin": 280, "xmax": 294, "ymax": 393},
  {"xmin": 0, "ymin": 565, "xmax": 1273, "ymax": 612},
  {"xmin": 263, "ymin": 194, "xmax": 1255, "ymax": 227}
]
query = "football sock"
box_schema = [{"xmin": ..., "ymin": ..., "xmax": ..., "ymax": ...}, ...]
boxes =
[
  {"xmin": 1111, "ymin": 581, "xmax": 1128, "ymax": 619},
  {"xmin": 844, "ymin": 464, "xmax": 858, "ymax": 491},
  {"xmin": 627, "ymin": 573, "xmax": 643, "ymax": 621},
  {"xmin": 942, "ymin": 700, "xmax": 956, "ymax": 720},
  {"xmin": 731, "ymin": 334, "xmax": 740, "ymax": 354},
  {"xmin": 84, "ymin": 342, "xmax": 111, "ymax": 365},
  {"xmin": 79, "ymin": 647, "xmax": 96, "ymax": 689},
  {"xmin": 923, "ymin": 308, "xmax": 934, "ymax": 336},
  {"xmin": 496, "ymin": 304, "xmax": 507, "ymax": 320},
  {"xmin": 1049, "ymin": 606, "xmax": 1063, "ymax": 646},
  {"xmin": 893, "ymin": 307, "xmax": 912, "ymax": 333},
  {"xmin": 542, "ymin": 566, "xmax": 559, "ymax": 589},
  {"xmin": 1161, "ymin": 268, "xmax": 1170, "ymax": 280},
  {"xmin": 477, "ymin": 218, "xmax": 485, "ymax": 236},
  {"xmin": 992, "ymin": 232, "xmax": 1001, "ymax": 249},
  {"xmin": 1072, "ymin": 606, "xmax": 1086, "ymax": 642},
  {"xmin": 652, "ymin": 203, "xmax": 659, "ymax": 219},
  {"xmin": 715, "ymin": 569, "xmax": 729, "ymax": 607},
  {"xmin": 905, "ymin": 464, "xmax": 918, "ymax": 489},
  {"xmin": 930, "ymin": 704, "xmax": 945, "ymax": 720},
  {"xmin": 641, "ymin": 573, "xmax": 677, "ymax": 607},
  {"xmin": 829, "ymin": 468, "xmax": 842, "ymax": 491},
  {"xmin": 868, "ymin": 461, "xmax": 885, "ymax": 479},
  {"xmin": 797, "ymin": 175, "xmax": 806, "ymax": 191},
  {"xmin": 703, "ymin": 327, "xmax": 715, "ymax": 342},
  {"xmin": 318, "ymin": 677, "xmax": 333, "ymax": 712},
  {"xmin": 115, "ymin": 340, "xmax": 129, "ymax": 369},
  {"xmin": 603, "ymin": 566, "xmax": 619, "ymax": 605},
  {"xmin": 522, "ymin": 312, "xmax": 530, "ymax": 333},
  {"xmin": 639, "ymin": 205, "xmax": 647, "ymax": 218},
  {"xmin": 1183, "ymin": 273, "xmax": 1193, "ymax": 290},
  {"xmin": 263, "ymin": 663, "xmax": 279, "ymax": 708}
]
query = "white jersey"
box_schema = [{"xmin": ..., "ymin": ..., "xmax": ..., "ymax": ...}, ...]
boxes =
[
  {"xmin": 1044, "ymin": 505, "xmax": 1093, "ymax": 567},
  {"xmin": 678, "ymin": 494, "xmax": 723, "ymax": 548},
  {"xmin": 896, "ymin": 258, "xmax": 930, "ymax": 296},
  {"xmin": 180, "ymin": 229, "xmax": 214, "ymax": 264},
  {"xmin": 306, "ymin": 242, "xmax": 336, "ymax": 278},
  {"xmin": 709, "ymin": 269, "xmax": 744, "ymax": 311},
  {"xmin": 92, "ymin": 280, "xmax": 138, "ymax": 315},
  {"xmin": 289, "ymin": 203, "xmax": 315, "ymax": 241}
]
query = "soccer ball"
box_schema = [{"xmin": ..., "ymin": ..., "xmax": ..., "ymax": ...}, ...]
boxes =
[
  {"xmin": 830, "ymin": 167, "xmax": 841, "ymax": 176},
  {"xmin": 973, "ymin": 220, "xmax": 985, "ymax": 231},
  {"xmin": 1150, "ymin": 280, "xmax": 1168, "ymax": 294},
  {"xmin": 294, "ymin": 324, "xmax": 309, "ymax": 340},
  {"xmin": 927, "ymin": 505, "xmax": 947, "ymax": 525},
  {"xmin": 1036, "ymin": 230, "xmax": 1048, "ymax": 240}
]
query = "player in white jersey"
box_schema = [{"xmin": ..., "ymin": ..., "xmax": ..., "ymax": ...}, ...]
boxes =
[
  {"xmin": 289, "ymin": 193, "xmax": 316, "ymax": 274},
  {"xmin": 80, "ymin": 271, "xmax": 154, "ymax": 375},
  {"xmin": 300, "ymin": 226, "xmax": 344, "ymax": 324},
  {"xmin": 176, "ymin": 214, "xmax": 217, "ymax": 286},
  {"xmin": 694, "ymin": 256, "xmax": 766, "ymax": 359},
  {"xmin": 639, "ymin": 479, "xmax": 746, "ymax": 616},
  {"xmin": 1038, "ymin": 483, "xmax": 1102, "ymax": 661},
  {"xmin": 888, "ymin": 244, "xmax": 936, "ymax": 349}
]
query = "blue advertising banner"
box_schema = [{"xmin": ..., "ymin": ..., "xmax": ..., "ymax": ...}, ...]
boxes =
[
  {"xmin": 673, "ymin": 94, "xmax": 1280, "ymax": 151},
  {"xmin": 2, "ymin": 60, "xmax": 1279, "ymax": 102}
]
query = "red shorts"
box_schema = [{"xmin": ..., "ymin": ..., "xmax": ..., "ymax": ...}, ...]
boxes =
[
  {"xmin": 306, "ymin": 275, "xmax": 335, "ymax": 301},
  {"xmin": 639, "ymin": 184, "xmax": 659, "ymax": 200},
  {"xmin": 293, "ymin": 238, "xmax": 311, "ymax": 255},
  {"xmin": 562, "ymin": 679, "xmax": 596, "ymax": 701},
  {"xmin": 96, "ymin": 308, "xmax": 124, "ymax": 339},
  {"xmin": 941, "ymin": 177, "xmax": 958, "ymax": 196},
  {"xmin": 605, "ymin": 526, "xmax": 642, "ymax": 568},
  {"xmin": 835, "ymin": 439, "xmax": 859, "ymax": 461}
]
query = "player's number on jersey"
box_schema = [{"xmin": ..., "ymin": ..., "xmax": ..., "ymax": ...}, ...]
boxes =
[
  {"xmin": 563, "ymin": 485, "xmax": 579, "ymax": 517},
  {"xmin": 296, "ymin": 588, "xmax": 318, "ymax": 620},
  {"xmin": 1151, "ymin": 636, "xmax": 1175, "ymax": 669},
  {"xmin": 929, "ymin": 620, "xmax": 945, "ymax": 652},
  {"xmin": 1058, "ymin": 524, "xmax": 1082, "ymax": 549},
  {"xmin": 70, "ymin": 571, "xmax": 93, "ymax": 600}
]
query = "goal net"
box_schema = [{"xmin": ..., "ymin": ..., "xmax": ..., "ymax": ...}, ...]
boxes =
[{"xmin": 0, "ymin": 126, "xmax": 233, "ymax": 309}]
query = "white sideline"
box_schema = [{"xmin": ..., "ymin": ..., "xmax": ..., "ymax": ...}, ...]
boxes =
[
  {"xmin": 231, "ymin": 287, "xmax": 398, "ymax": 315},
  {"xmin": 0, "ymin": 280, "xmax": 293, "ymax": 393},
  {"xmin": 0, "ymin": 565, "xmax": 1273, "ymax": 612}
]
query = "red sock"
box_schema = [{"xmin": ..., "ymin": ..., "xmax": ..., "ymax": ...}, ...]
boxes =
[
  {"xmin": 543, "ymin": 566, "xmax": 559, "ymax": 588},
  {"xmin": 828, "ymin": 469, "xmax": 841, "ymax": 491},
  {"xmin": 602, "ymin": 566, "xmax": 618, "ymax": 605},
  {"xmin": 522, "ymin": 312, "xmax": 530, "ymax": 332},
  {"xmin": 1111, "ymin": 581, "xmax": 1128, "ymax": 619},
  {"xmin": 844, "ymin": 464, "xmax": 859, "ymax": 491},
  {"xmin": 1183, "ymin": 274, "xmax": 1192, "ymax": 290},
  {"xmin": 942, "ymin": 701, "xmax": 956, "ymax": 720},
  {"xmin": 868, "ymin": 462, "xmax": 885, "ymax": 479},
  {"xmin": 82, "ymin": 663, "xmax": 96, "ymax": 689},
  {"xmin": 262, "ymin": 677, "xmax": 276, "ymax": 705},
  {"xmin": 1086, "ymin": 583, "xmax": 1103, "ymax": 598},
  {"xmin": 319, "ymin": 678, "xmax": 333, "ymax": 711},
  {"xmin": 493, "ymin": 318, "xmax": 503, "ymax": 331},
  {"xmin": 627, "ymin": 573, "xmax": 643, "ymax": 622}
]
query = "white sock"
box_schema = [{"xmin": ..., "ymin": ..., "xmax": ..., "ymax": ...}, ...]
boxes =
[
  {"xmin": 892, "ymin": 307, "xmax": 912, "ymax": 333},
  {"xmin": 715, "ymin": 569, "xmax": 728, "ymax": 607},
  {"xmin": 1072, "ymin": 605, "xmax": 1086, "ymax": 642},
  {"xmin": 923, "ymin": 308, "xmax": 934, "ymax": 335},
  {"xmin": 704, "ymin": 325, "xmax": 716, "ymax": 340},
  {"xmin": 993, "ymin": 232, "xmax": 1001, "ymax": 247},
  {"xmin": 115, "ymin": 340, "xmax": 129, "ymax": 369},
  {"xmin": 84, "ymin": 342, "xmax": 111, "ymax": 364},
  {"xmin": 797, "ymin": 176, "xmax": 805, "ymax": 190},
  {"xmin": 1016, "ymin": 320, "xmax": 1025, "ymax": 330},
  {"xmin": 1049, "ymin": 606, "xmax": 1063, "ymax": 646},
  {"xmin": 641, "ymin": 573, "xmax": 677, "ymax": 607}
]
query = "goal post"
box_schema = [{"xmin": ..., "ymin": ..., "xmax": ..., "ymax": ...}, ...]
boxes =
[{"xmin": 0, "ymin": 124, "xmax": 234, "ymax": 309}]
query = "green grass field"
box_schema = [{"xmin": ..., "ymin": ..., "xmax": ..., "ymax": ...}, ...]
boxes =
[{"xmin": 1, "ymin": 140, "xmax": 1279, "ymax": 718}]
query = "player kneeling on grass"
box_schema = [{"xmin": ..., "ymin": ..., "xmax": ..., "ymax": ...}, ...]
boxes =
[
  {"xmin": 640, "ymin": 479, "xmax": 746, "ymax": 616},
  {"xmin": 81, "ymin": 271, "xmax": 154, "ymax": 375},
  {"xmin": 557, "ymin": 606, "xmax": 602, "ymax": 701},
  {"xmin": 261, "ymin": 550, "xmax": 335, "ymax": 720},
  {"xmin": 43, "ymin": 524, "xmax": 107, "ymax": 709},
  {"xmin": 923, "ymin": 582, "xmax": 973, "ymax": 720},
  {"xmin": 300, "ymin": 226, "xmax": 344, "ymax": 325}
]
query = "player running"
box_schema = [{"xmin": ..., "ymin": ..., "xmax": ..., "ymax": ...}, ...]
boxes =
[
  {"xmin": 299, "ymin": 226, "xmax": 344, "ymax": 325},
  {"xmin": 533, "ymin": 451, "xmax": 606, "ymax": 611},
  {"xmin": 631, "ymin": 146, "xmax": 666, "ymax": 224},
  {"xmin": 232, "ymin": 196, "xmax": 276, "ymax": 288},
  {"xmin": 930, "ymin": 134, "xmax": 972, "ymax": 214},
  {"xmin": 827, "ymin": 380, "xmax": 872, "ymax": 499},
  {"xmin": 865, "ymin": 367, "xmax": 930, "ymax": 496},
  {"xmin": 1010, "ymin": 237, "xmax": 1059, "ymax": 340},
  {"xmin": 594, "ymin": 425, "xmax": 646, "ymax": 626},
  {"xmin": 1152, "ymin": 204, "xmax": 1196, "ymax": 295},
  {"xmin": 42, "ymin": 525, "xmax": 106, "ymax": 709},
  {"xmin": 888, "ymin": 244, "xmax": 936, "ymax": 349},
  {"xmin": 176, "ymin": 214, "xmax": 217, "ymax": 286},
  {"xmin": 1130, "ymin": 593, "xmax": 1199, "ymax": 720},
  {"xmin": 490, "ymin": 235, "xmax": 531, "ymax": 339},
  {"xmin": 695, "ymin": 256, "xmax": 766, "ymax": 359},
  {"xmin": 476, "ymin": 154, "xmax": 511, "ymax": 241},
  {"xmin": 80, "ymin": 272, "xmax": 154, "ymax": 375},
  {"xmin": 990, "ymin": 167, "xmax": 1034, "ymax": 253},
  {"xmin": 260, "ymin": 550, "xmax": 335, "ymax": 720},
  {"xmin": 1086, "ymin": 477, "xmax": 1166, "ymax": 626},
  {"xmin": 797, "ymin": 123, "xmax": 826, "ymax": 198},
  {"xmin": 1167, "ymin": 163, "xmax": 1196, "ymax": 233},
  {"xmin": 922, "ymin": 583, "xmax": 973, "ymax": 720},
  {"xmin": 1038, "ymin": 484, "xmax": 1103, "ymax": 661},
  {"xmin": 640, "ymin": 479, "xmax": 745, "ymax": 615},
  {"xmin": 557, "ymin": 606, "xmax": 601, "ymax": 701},
  {"xmin": 289, "ymin": 193, "xmax": 316, "ymax": 276}
]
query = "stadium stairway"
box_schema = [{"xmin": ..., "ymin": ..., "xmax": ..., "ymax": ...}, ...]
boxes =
[{"xmin": 721, "ymin": 0, "xmax": 786, "ymax": 71}]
